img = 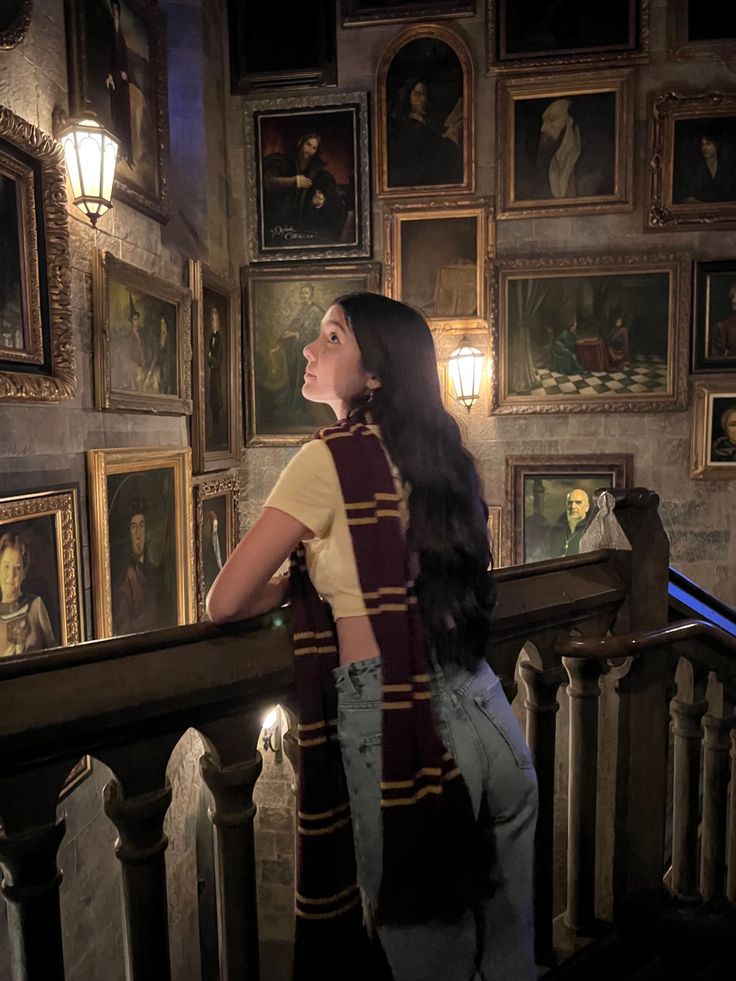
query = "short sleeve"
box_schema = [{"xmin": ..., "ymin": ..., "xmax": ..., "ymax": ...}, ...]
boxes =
[{"xmin": 263, "ymin": 439, "xmax": 340, "ymax": 539}]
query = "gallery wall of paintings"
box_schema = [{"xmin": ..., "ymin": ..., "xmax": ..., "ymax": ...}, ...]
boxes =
[{"xmin": 1, "ymin": 0, "xmax": 735, "ymax": 677}]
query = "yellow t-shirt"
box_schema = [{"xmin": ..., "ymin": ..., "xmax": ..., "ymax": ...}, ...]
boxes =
[{"xmin": 263, "ymin": 428, "xmax": 407, "ymax": 619}]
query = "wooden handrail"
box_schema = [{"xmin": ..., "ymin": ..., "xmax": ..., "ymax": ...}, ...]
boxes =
[{"xmin": 557, "ymin": 618, "xmax": 736, "ymax": 659}]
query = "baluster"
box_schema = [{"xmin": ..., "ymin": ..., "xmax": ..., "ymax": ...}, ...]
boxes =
[
  {"xmin": 727, "ymin": 729, "xmax": 736, "ymax": 905},
  {"xmin": 199, "ymin": 711, "xmax": 263, "ymax": 981},
  {"xmin": 700, "ymin": 673, "xmax": 734, "ymax": 904},
  {"xmin": 669, "ymin": 658, "xmax": 707, "ymax": 901},
  {"xmin": 562, "ymin": 655, "xmax": 606, "ymax": 933},
  {"xmin": 518, "ymin": 650, "xmax": 565, "ymax": 965},
  {"xmin": 0, "ymin": 819, "xmax": 66, "ymax": 981}
]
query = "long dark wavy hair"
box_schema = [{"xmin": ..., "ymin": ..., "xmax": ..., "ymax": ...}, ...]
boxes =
[{"xmin": 337, "ymin": 292, "xmax": 494, "ymax": 669}]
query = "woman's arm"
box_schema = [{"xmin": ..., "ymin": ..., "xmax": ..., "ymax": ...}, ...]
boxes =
[{"xmin": 206, "ymin": 507, "xmax": 313, "ymax": 624}]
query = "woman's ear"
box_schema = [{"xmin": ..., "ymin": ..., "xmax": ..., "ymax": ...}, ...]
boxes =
[{"xmin": 366, "ymin": 374, "xmax": 382, "ymax": 391}]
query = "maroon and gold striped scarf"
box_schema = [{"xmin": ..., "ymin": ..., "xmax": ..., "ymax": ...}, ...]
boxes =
[{"xmin": 290, "ymin": 418, "xmax": 480, "ymax": 980}]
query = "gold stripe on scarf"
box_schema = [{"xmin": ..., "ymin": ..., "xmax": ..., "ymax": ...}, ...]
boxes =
[
  {"xmin": 383, "ymin": 683, "xmax": 412, "ymax": 693},
  {"xmin": 381, "ymin": 768, "xmax": 442, "ymax": 789},
  {"xmin": 296, "ymin": 896, "xmax": 362, "ymax": 920},
  {"xmin": 382, "ymin": 700, "xmax": 412, "ymax": 710},
  {"xmin": 298, "ymin": 816, "xmax": 351, "ymax": 836},
  {"xmin": 297, "ymin": 718, "xmax": 338, "ymax": 733},
  {"xmin": 294, "ymin": 644, "xmax": 338, "ymax": 656},
  {"xmin": 381, "ymin": 785, "xmax": 444, "ymax": 807},
  {"xmin": 296, "ymin": 882, "xmax": 359, "ymax": 906},
  {"xmin": 298, "ymin": 802, "xmax": 350, "ymax": 821}
]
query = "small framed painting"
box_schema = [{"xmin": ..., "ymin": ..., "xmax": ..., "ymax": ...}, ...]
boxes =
[
  {"xmin": 669, "ymin": 3, "xmax": 736, "ymax": 61},
  {"xmin": 93, "ymin": 251, "xmax": 192, "ymax": 415},
  {"xmin": 193, "ymin": 472, "xmax": 241, "ymax": 621},
  {"xmin": 693, "ymin": 259, "xmax": 736, "ymax": 373},
  {"xmin": 691, "ymin": 380, "xmax": 736, "ymax": 479},
  {"xmin": 506, "ymin": 455, "xmax": 633, "ymax": 565}
]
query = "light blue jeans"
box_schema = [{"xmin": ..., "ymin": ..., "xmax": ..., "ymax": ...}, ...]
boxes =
[{"xmin": 333, "ymin": 655, "xmax": 538, "ymax": 981}]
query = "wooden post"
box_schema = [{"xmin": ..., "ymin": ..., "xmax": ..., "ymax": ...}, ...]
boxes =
[
  {"xmin": 0, "ymin": 818, "xmax": 66, "ymax": 981},
  {"xmin": 727, "ymin": 729, "xmax": 736, "ymax": 904},
  {"xmin": 700, "ymin": 673, "xmax": 734, "ymax": 904}
]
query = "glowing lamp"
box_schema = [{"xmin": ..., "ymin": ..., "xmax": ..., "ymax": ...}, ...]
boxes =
[
  {"xmin": 58, "ymin": 116, "xmax": 119, "ymax": 226},
  {"xmin": 447, "ymin": 337, "xmax": 484, "ymax": 412}
]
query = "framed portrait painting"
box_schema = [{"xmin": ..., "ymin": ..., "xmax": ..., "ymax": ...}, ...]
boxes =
[
  {"xmin": 243, "ymin": 263, "xmax": 381, "ymax": 445},
  {"xmin": 87, "ymin": 447, "xmax": 195, "ymax": 639},
  {"xmin": 0, "ymin": 105, "xmax": 74, "ymax": 403},
  {"xmin": 193, "ymin": 473, "xmax": 241, "ymax": 621},
  {"xmin": 0, "ymin": 487, "xmax": 84, "ymax": 657},
  {"xmin": 492, "ymin": 253, "xmax": 690, "ymax": 414},
  {"xmin": 385, "ymin": 199, "xmax": 492, "ymax": 332},
  {"xmin": 648, "ymin": 91, "xmax": 736, "ymax": 230},
  {"xmin": 497, "ymin": 71, "xmax": 633, "ymax": 219},
  {"xmin": 188, "ymin": 262, "xmax": 241, "ymax": 473},
  {"xmin": 93, "ymin": 251, "xmax": 192, "ymax": 415},
  {"xmin": 693, "ymin": 259, "xmax": 736, "ymax": 373},
  {"xmin": 64, "ymin": 0, "xmax": 170, "ymax": 222},
  {"xmin": 487, "ymin": 0, "xmax": 649, "ymax": 74},
  {"xmin": 691, "ymin": 380, "xmax": 736, "ymax": 479},
  {"xmin": 669, "ymin": 3, "xmax": 736, "ymax": 61},
  {"xmin": 0, "ymin": 0, "xmax": 32, "ymax": 48},
  {"xmin": 341, "ymin": 1, "xmax": 474, "ymax": 28},
  {"xmin": 506, "ymin": 455, "xmax": 633, "ymax": 565},
  {"xmin": 375, "ymin": 23, "xmax": 474, "ymax": 198},
  {"xmin": 245, "ymin": 91, "xmax": 370, "ymax": 262}
]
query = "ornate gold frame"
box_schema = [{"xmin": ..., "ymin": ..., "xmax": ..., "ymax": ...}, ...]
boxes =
[
  {"xmin": 0, "ymin": 105, "xmax": 74, "ymax": 402},
  {"xmin": 342, "ymin": 0, "xmax": 474, "ymax": 27},
  {"xmin": 497, "ymin": 70, "xmax": 634, "ymax": 220},
  {"xmin": 243, "ymin": 261, "xmax": 382, "ymax": 446},
  {"xmin": 92, "ymin": 250, "xmax": 192, "ymax": 415},
  {"xmin": 648, "ymin": 91, "xmax": 736, "ymax": 230},
  {"xmin": 0, "ymin": 486, "xmax": 84, "ymax": 649},
  {"xmin": 486, "ymin": 0, "xmax": 650, "ymax": 74},
  {"xmin": 492, "ymin": 252, "xmax": 690, "ymax": 414},
  {"xmin": 86, "ymin": 446, "xmax": 195, "ymax": 638},
  {"xmin": 487, "ymin": 505, "xmax": 503, "ymax": 568},
  {"xmin": 690, "ymin": 378, "xmax": 736, "ymax": 480},
  {"xmin": 0, "ymin": 1, "xmax": 33, "ymax": 49},
  {"xmin": 193, "ymin": 472, "xmax": 241, "ymax": 621},
  {"xmin": 668, "ymin": 3, "xmax": 736, "ymax": 62},
  {"xmin": 188, "ymin": 261, "xmax": 241, "ymax": 473},
  {"xmin": 384, "ymin": 198, "xmax": 493, "ymax": 334},
  {"xmin": 506, "ymin": 454, "xmax": 634, "ymax": 566},
  {"xmin": 375, "ymin": 23, "xmax": 475, "ymax": 198}
]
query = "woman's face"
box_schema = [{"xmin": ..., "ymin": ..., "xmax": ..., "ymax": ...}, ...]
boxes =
[
  {"xmin": 0, "ymin": 547, "xmax": 25, "ymax": 601},
  {"xmin": 701, "ymin": 137, "xmax": 717, "ymax": 160},
  {"xmin": 302, "ymin": 304, "xmax": 376, "ymax": 416},
  {"xmin": 410, "ymin": 83, "xmax": 427, "ymax": 118},
  {"xmin": 725, "ymin": 409, "xmax": 736, "ymax": 445}
]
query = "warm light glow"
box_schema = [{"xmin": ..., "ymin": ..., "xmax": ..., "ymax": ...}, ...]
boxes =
[
  {"xmin": 59, "ymin": 116, "xmax": 119, "ymax": 226},
  {"xmin": 448, "ymin": 338, "xmax": 484, "ymax": 412},
  {"xmin": 262, "ymin": 707, "xmax": 279, "ymax": 731}
]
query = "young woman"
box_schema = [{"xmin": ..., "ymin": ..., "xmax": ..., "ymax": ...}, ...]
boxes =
[{"xmin": 208, "ymin": 293, "xmax": 537, "ymax": 981}]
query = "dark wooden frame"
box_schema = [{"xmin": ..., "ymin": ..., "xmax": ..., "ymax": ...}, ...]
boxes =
[
  {"xmin": 486, "ymin": 0, "xmax": 650, "ymax": 74},
  {"xmin": 497, "ymin": 69, "xmax": 634, "ymax": 220},
  {"xmin": 668, "ymin": 2, "xmax": 736, "ymax": 62},
  {"xmin": 0, "ymin": 105, "xmax": 74, "ymax": 403},
  {"xmin": 693, "ymin": 259, "xmax": 736, "ymax": 374},
  {"xmin": 491, "ymin": 252, "xmax": 690, "ymax": 414},
  {"xmin": 92, "ymin": 250, "xmax": 192, "ymax": 416},
  {"xmin": 193, "ymin": 472, "xmax": 241, "ymax": 621},
  {"xmin": 341, "ymin": 0, "xmax": 474, "ymax": 27},
  {"xmin": 189, "ymin": 261, "xmax": 241, "ymax": 473},
  {"xmin": 375, "ymin": 22, "xmax": 475, "ymax": 199},
  {"xmin": 0, "ymin": 0, "xmax": 33, "ymax": 48},
  {"xmin": 506, "ymin": 454, "xmax": 634, "ymax": 565},
  {"xmin": 648, "ymin": 90, "xmax": 736, "ymax": 231},
  {"xmin": 243, "ymin": 261, "xmax": 381, "ymax": 445},
  {"xmin": 244, "ymin": 90, "xmax": 371, "ymax": 263},
  {"xmin": 64, "ymin": 0, "xmax": 170, "ymax": 223}
]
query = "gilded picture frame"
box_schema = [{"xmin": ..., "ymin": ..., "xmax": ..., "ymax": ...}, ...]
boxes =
[
  {"xmin": 87, "ymin": 446, "xmax": 195, "ymax": 639},
  {"xmin": 341, "ymin": 0, "xmax": 474, "ymax": 28},
  {"xmin": 0, "ymin": 105, "xmax": 74, "ymax": 403},
  {"xmin": 0, "ymin": 0, "xmax": 33, "ymax": 49},
  {"xmin": 669, "ymin": 3, "xmax": 736, "ymax": 62},
  {"xmin": 486, "ymin": 0, "xmax": 650, "ymax": 74},
  {"xmin": 64, "ymin": 0, "xmax": 170, "ymax": 223},
  {"xmin": 92, "ymin": 250, "xmax": 192, "ymax": 415},
  {"xmin": 492, "ymin": 253, "xmax": 690, "ymax": 414},
  {"xmin": 193, "ymin": 472, "xmax": 241, "ymax": 621},
  {"xmin": 690, "ymin": 379, "xmax": 736, "ymax": 479},
  {"xmin": 243, "ymin": 262, "xmax": 381, "ymax": 445},
  {"xmin": 0, "ymin": 486, "xmax": 84, "ymax": 656},
  {"xmin": 693, "ymin": 259, "xmax": 736, "ymax": 374},
  {"xmin": 497, "ymin": 70, "xmax": 634, "ymax": 220},
  {"xmin": 188, "ymin": 261, "xmax": 241, "ymax": 473},
  {"xmin": 648, "ymin": 91, "xmax": 736, "ymax": 230},
  {"xmin": 487, "ymin": 504, "xmax": 503, "ymax": 568},
  {"xmin": 385, "ymin": 199, "xmax": 493, "ymax": 334},
  {"xmin": 506, "ymin": 454, "xmax": 634, "ymax": 565},
  {"xmin": 244, "ymin": 90, "xmax": 371, "ymax": 263},
  {"xmin": 375, "ymin": 23, "xmax": 475, "ymax": 198}
]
